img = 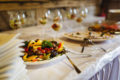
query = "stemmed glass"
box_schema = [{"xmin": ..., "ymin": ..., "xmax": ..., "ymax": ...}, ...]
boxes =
[
  {"xmin": 74, "ymin": 7, "xmax": 89, "ymax": 31},
  {"xmin": 9, "ymin": 12, "xmax": 22, "ymax": 29},
  {"xmin": 50, "ymin": 8, "xmax": 63, "ymax": 40},
  {"xmin": 39, "ymin": 8, "xmax": 63, "ymax": 40},
  {"xmin": 39, "ymin": 10, "xmax": 50, "ymax": 40},
  {"xmin": 80, "ymin": 8, "xmax": 88, "ymax": 18},
  {"xmin": 20, "ymin": 11, "xmax": 26, "ymax": 27},
  {"xmin": 75, "ymin": 8, "xmax": 83, "ymax": 23},
  {"xmin": 39, "ymin": 9, "xmax": 51, "ymax": 25},
  {"xmin": 66, "ymin": 8, "xmax": 77, "ymax": 20},
  {"xmin": 63, "ymin": 8, "xmax": 78, "ymax": 32}
]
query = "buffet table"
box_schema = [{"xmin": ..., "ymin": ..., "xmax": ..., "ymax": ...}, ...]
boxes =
[{"xmin": 2, "ymin": 16, "xmax": 120, "ymax": 80}]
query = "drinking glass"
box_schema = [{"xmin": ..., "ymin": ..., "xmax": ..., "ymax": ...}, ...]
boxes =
[
  {"xmin": 9, "ymin": 12, "xmax": 22, "ymax": 29},
  {"xmin": 80, "ymin": 8, "xmax": 88, "ymax": 19},
  {"xmin": 39, "ymin": 10, "xmax": 51, "ymax": 40},
  {"xmin": 66, "ymin": 8, "xmax": 77, "ymax": 20},
  {"xmin": 20, "ymin": 11, "xmax": 26, "ymax": 27},
  {"xmin": 50, "ymin": 8, "xmax": 63, "ymax": 39}
]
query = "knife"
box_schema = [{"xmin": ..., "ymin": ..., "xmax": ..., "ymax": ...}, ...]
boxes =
[{"xmin": 81, "ymin": 38, "xmax": 88, "ymax": 53}]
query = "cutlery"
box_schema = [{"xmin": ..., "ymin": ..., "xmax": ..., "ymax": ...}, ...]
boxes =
[
  {"xmin": 81, "ymin": 38, "xmax": 88, "ymax": 53},
  {"xmin": 88, "ymin": 32, "xmax": 107, "ymax": 52},
  {"xmin": 87, "ymin": 38, "xmax": 107, "ymax": 52},
  {"xmin": 65, "ymin": 54, "xmax": 81, "ymax": 74},
  {"xmin": 80, "ymin": 32, "xmax": 92, "ymax": 53}
]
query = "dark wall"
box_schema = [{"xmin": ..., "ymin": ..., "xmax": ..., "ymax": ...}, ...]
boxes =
[
  {"xmin": 0, "ymin": 11, "xmax": 10, "ymax": 31},
  {"xmin": 100, "ymin": 0, "xmax": 120, "ymax": 15}
]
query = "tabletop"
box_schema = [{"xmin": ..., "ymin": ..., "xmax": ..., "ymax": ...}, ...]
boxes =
[{"xmin": 2, "ymin": 16, "xmax": 120, "ymax": 80}]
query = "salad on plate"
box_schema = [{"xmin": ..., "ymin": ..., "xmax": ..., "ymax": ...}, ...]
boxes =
[{"xmin": 22, "ymin": 39, "xmax": 66, "ymax": 62}]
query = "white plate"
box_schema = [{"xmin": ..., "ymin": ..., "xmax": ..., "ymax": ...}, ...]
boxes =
[
  {"xmin": 64, "ymin": 32, "xmax": 112, "ymax": 42},
  {"xmin": 25, "ymin": 54, "xmax": 66, "ymax": 66}
]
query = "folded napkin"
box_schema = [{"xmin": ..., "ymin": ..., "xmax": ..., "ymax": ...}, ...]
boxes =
[
  {"xmin": 0, "ymin": 33, "xmax": 29, "ymax": 80},
  {"xmin": 0, "ymin": 33, "xmax": 20, "ymax": 47}
]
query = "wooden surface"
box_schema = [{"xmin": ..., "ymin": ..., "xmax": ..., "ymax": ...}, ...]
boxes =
[
  {"xmin": 0, "ymin": 3, "xmax": 43, "ymax": 11},
  {"xmin": 0, "ymin": 0, "xmax": 48, "ymax": 2},
  {"xmin": 0, "ymin": 11, "xmax": 10, "ymax": 31},
  {"xmin": 0, "ymin": 0, "xmax": 98, "ymax": 31},
  {"xmin": 0, "ymin": 0, "xmax": 97, "ymax": 11}
]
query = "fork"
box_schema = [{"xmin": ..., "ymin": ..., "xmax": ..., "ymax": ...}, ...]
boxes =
[
  {"xmin": 65, "ymin": 54, "xmax": 81, "ymax": 74},
  {"xmin": 81, "ymin": 38, "xmax": 88, "ymax": 53},
  {"xmin": 88, "ymin": 32, "xmax": 107, "ymax": 52},
  {"xmin": 88, "ymin": 38, "xmax": 107, "ymax": 52}
]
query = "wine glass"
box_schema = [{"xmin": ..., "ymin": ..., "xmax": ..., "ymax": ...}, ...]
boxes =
[
  {"xmin": 51, "ymin": 9, "xmax": 63, "ymax": 23},
  {"xmin": 9, "ymin": 12, "xmax": 22, "ymax": 29},
  {"xmin": 74, "ymin": 7, "xmax": 89, "ymax": 31},
  {"xmin": 20, "ymin": 11, "xmax": 26, "ymax": 27},
  {"xmin": 74, "ymin": 8, "xmax": 83, "ymax": 23},
  {"xmin": 80, "ymin": 8, "xmax": 88, "ymax": 18},
  {"xmin": 50, "ymin": 8, "xmax": 63, "ymax": 39},
  {"xmin": 39, "ymin": 9, "xmax": 50, "ymax": 25},
  {"xmin": 66, "ymin": 8, "xmax": 77, "ymax": 20},
  {"xmin": 38, "ymin": 10, "xmax": 51, "ymax": 40},
  {"xmin": 64, "ymin": 8, "xmax": 78, "ymax": 32},
  {"xmin": 75, "ymin": 7, "xmax": 88, "ymax": 23}
]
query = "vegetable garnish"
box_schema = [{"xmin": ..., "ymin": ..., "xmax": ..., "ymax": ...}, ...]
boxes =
[
  {"xmin": 42, "ymin": 40, "xmax": 53, "ymax": 48},
  {"xmin": 22, "ymin": 39, "xmax": 66, "ymax": 62},
  {"xmin": 88, "ymin": 22, "xmax": 120, "ymax": 34}
]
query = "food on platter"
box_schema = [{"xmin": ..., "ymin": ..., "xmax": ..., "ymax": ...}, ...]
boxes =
[
  {"xmin": 51, "ymin": 23, "xmax": 62, "ymax": 31},
  {"xmin": 66, "ymin": 32, "xmax": 110, "ymax": 39},
  {"xmin": 88, "ymin": 21, "xmax": 120, "ymax": 34},
  {"xmin": 22, "ymin": 39, "xmax": 66, "ymax": 62},
  {"xmin": 64, "ymin": 31, "xmax": 113, "ymax": 42}
]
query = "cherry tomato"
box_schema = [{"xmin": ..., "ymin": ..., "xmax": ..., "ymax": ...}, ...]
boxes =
[
  {"xmin": 58, "ymin": 42, "xmax": 62, "ymax": 48},
  {"xmin": 50, "ymin": 47, "xmax": 53, "ymax": 50},
  {"xmin": 37, "ymin": 47, "xmax": 41, "ymax": 50},
  {"xmin": 45, "ymin": 48, "xmax": 50, "ymax": 52},
  {"xmin": 45, "ymin": 48, "xmax": 48, "ymax": 51},
  {"xmin": 24, "ymin": 48, "xmax": 28, "ymax": 52},
  {"xmin": 41, "ymin": 49, "xmax": 45, "ymax": 53}
]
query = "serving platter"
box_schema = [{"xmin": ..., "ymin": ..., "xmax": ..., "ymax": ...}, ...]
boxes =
[
  {"xmin": 21, "ymin": 39, "xmax": 67, "ymax": 66},
  {"xmin": 64, "ymin": 31, "xmax": 113, "ymax": 42},
  {"xmin": 24, "ymin": 54, "xmax": 66, "ymax": 66}
]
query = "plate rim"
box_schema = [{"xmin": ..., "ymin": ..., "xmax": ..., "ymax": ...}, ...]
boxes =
[
  {"xmin": 24, "ymin": 54, "xmax": 66, "ymax": 65},
  {"xmin": 64, "ymin": 33, "xmax": 111, "ymax": 42}
]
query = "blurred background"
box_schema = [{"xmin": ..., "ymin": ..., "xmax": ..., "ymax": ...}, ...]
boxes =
[{"xmin": 0, "ymin": 0, "xmax": 120, "ymax": 31}]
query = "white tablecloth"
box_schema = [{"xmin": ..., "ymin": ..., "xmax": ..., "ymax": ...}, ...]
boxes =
[
  {"xmin": 2, "ymin": 16, "xmax": 120, "ymax": 80},
  {"xmin": 24, "ymin": 36, "xmax": 120, "ymax": 80}
]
